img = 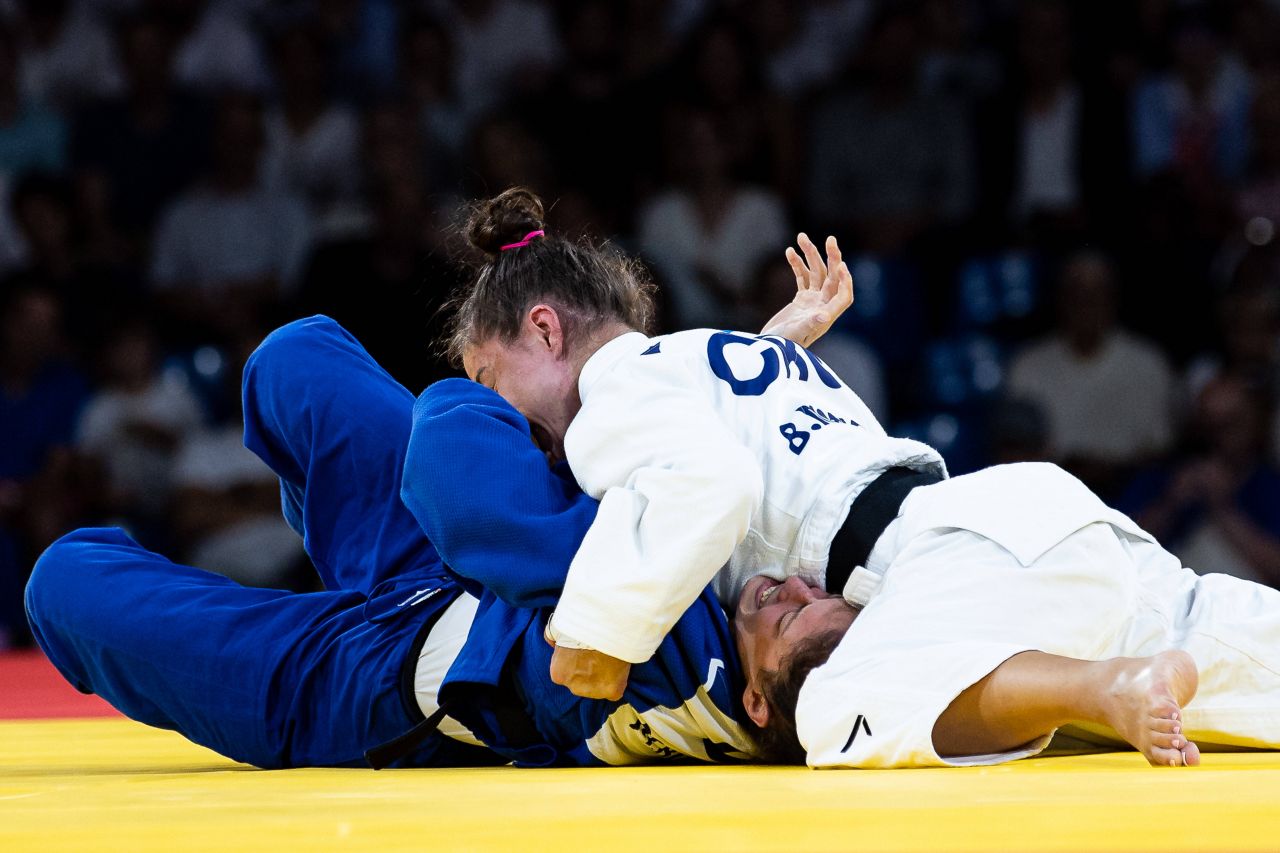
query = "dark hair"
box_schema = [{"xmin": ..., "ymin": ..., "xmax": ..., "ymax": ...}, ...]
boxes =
[
  {"xmin": 446, "ymin": 187, "xmax": 656, "ymax": 365},
  {"xmin": 747, "ymin": 627, "xmax": 849, "ymax": 764}
]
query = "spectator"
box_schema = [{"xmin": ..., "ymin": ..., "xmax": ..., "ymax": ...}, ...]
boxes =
[
  {"xmin": 150, "ymin": 91, "xmax": 312, "ymax": 343},
  {"xmin": 398, "ymin": 12, "xmax": 466, "ymax": 162},
  {"xmin": 75, "ymin": 318, "xmax": 204, "ymax": 525},
  {"xmin": 0, "ymin": 24, "xmax": 69, "ymax": 273},
  {"xmin": 0, "ymin": 25, "xmax": 68, "ymax": 177},
  {"xmin": 0, "ymin": 286, "xmax": 89, "ymax": 646},
  {"xmin": 0, "ymin": 286, "xmax": 89, "ymax": 498},
  {"xmin": 297, "ymin": 177, "xmax": 463, "ymax": 393},
  {"xmin": 465, "ymin": 114, "xmax": 556, "ymax": 199},
  {"xmin": 976, "ymin": 0, "xmax": 1095, "ymax": 241},
  {"xmin": 2, "ymin": 171, "xmax": 136, "ymax": 344},
  {"xmin": 675, "ymin": 13, "xmax": 799, "ymax": 200},
  {"xmin": 436, "ymin": 0, "xmax": 562, "ymax": 122},
  {"xmin": 1007, "ymin": 251, "xmax": 1176, "ymax": 497},
  {"xmin": 1120, "ymin": 374, "xmax": 1280, "ymax": 587},
  {"xmin": 1184, "ymin": 276, "xmax": 1280, "ymax": 460},
  {"xmin": 169, "ymin": 332, "xmax": 306, "ymax": 589},
  {"xmin": 261, "ymin": 22, "xmax": 363, "ymax": 238},
  {"xmin": 71, "ymin": 10, "xmax": 211, "ymax": 260},
  {"xmin": 638, "ymin": 107, "xmax": 788, "ymax": 330},
  {"xmin": 917, "ymin": 0, "xmax": 1001, "ymax": 104},
  {"xmin": 13, "ymin": 0, "xmax": 123, "ymax": 109},
  {"xmin": 743, "ymin": 0, "xmax": 874, "ymax": 99},
  {"xmin": 806, "ymin": 5, "xmax": 973, "ymax": 252},
  {"xmin": 154, "ymin": 0, "xmax": 272, "ymax": 94},
  {"xmin": 311, "ymin": 0, "xmax": 401, "ymax": 100},
  {"xmin": 1131, "ymin": 14, "xmax": 1252, "ymax": 185},
  {"xmin": 518, "ymin": 0, "xmax": 645, "ymax": 229}
]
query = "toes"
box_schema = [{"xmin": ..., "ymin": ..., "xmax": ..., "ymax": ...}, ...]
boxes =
[
  {"xmin": 1148, "ymin": 716, "xmax": 1181, "ymax": 734},
  {"xmin": 1149, "ymin": 730, "xmax": 1184, "ymax": 751},
  {"xmin": 1147, "ymin": 745, "xmax": 1192, "ymax": 767},
  {"xmin": 1181, "ymin": 740, "xmax": 1203, "ymax": 767}
]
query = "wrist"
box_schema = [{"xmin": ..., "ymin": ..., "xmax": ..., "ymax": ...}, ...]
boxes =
[{"xmin": 544, "ymin": 616, "xmax": 595, "ymax": 650}]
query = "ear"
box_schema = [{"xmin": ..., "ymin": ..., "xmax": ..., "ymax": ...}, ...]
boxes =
[
  {"xmin": 743, "ymin": 684, "xmax": 770, "ymax": 729},
  {"xmin": 527, "ymin": 304, "xmax": 566, "ymax": 356}
]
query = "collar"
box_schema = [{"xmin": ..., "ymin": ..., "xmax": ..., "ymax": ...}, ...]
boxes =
[{"xmin": 577, "ymin": 331, "xmax": 651, "ymax": 400}]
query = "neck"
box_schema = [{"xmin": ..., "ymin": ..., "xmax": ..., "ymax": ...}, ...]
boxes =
[{"xmin": 569, "ymin": 322, "xmax": 635, "ymax": 377}]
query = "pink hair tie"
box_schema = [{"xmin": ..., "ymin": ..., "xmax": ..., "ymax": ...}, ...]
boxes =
[{"xmin": 500, "ymin": 230, "xmax": 546, "ymax": 251}]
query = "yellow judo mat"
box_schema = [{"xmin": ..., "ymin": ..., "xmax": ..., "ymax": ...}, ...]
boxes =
[{"xmin": 4, "ymin": 718, "xmax": 1280, "ymax": 852}]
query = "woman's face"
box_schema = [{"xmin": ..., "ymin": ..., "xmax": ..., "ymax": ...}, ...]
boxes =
[{"xmin": 463, "ymin": 325, "xmax": 582, "ymax": 463}]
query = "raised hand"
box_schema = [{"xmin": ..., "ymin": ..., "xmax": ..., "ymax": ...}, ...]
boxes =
[{"xmin": 759, "ymin": 233, "xmax": 854, "ymax": 348}]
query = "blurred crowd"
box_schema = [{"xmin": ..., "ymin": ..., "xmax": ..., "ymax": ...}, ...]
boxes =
[{"xmin": 5, "ymin": 0, "xmax": 1280, "ymax": 647}]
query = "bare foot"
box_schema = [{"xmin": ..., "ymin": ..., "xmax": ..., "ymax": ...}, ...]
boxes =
[{"xmin": 1098, "ymin": 650, "xmax": 1201, "ymax": 767}]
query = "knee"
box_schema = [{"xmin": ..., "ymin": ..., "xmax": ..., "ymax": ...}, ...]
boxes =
[
  {"xmin": 245, "ymin": 316, "xmax": 348, "ymax": 380},
  {"xmin": 26, "ymin": 528, "xmax": 130, "ymax": 625}
]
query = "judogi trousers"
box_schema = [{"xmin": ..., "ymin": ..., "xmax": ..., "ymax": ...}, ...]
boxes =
[
  {"xmin": 24, "ymin": 317, "xmax": 497, "ymax": 769},
  {"xmin": 800, "ymin": 464, "xmax": 1280, "ymax": 767}
]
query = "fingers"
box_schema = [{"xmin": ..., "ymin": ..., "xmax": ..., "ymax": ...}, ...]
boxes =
[
  {"xmin": 798, "ymin": 232, "xmax": 826, "ymax": 287},
  {"xmin": 835, "ymin": 259, "xmax": 854, "ymax": 312},
  {"xmin": 822, "ymin": 236, "xmax": 848, "ymax": 302},
  {"xmin": 784, "ymin": 246, "xmax": 809, "ymax": 291}
]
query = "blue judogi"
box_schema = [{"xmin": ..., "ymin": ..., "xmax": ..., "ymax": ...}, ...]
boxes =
[
  {"xmin": 404, "ymin": 380, "xmax": 755, "ymax": 765},
  {"xmin": 25, "ymin": 316, "xmax": 754, "ymax": 768}
]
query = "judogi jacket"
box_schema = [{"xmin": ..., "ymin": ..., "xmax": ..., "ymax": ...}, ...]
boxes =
[
  {"xmin": 548, "ymin": 330, "xmax": 945, "ymax": 664},
  {"xmin": 402, "ymin": 379, "xmax": 756, "ymax": 766},
  {"xmin": 799, "ymin": 462, "xmax": 1163, "ymax": 768}
]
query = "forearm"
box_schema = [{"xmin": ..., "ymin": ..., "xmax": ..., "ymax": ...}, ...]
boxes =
[
  {"xmin": 933, "ymin": 651, "xmax": 1109, "ymax": 757},
  {"xmin": 551, "ymin": 466, "xmax": 759, "ymax": 663}
]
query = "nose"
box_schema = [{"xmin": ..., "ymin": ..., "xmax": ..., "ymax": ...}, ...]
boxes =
[{"xmin": 774, "ymin": 575, "xmax": 819, "ymax": 605}]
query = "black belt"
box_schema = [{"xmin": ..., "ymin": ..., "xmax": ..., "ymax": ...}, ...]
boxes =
[
  {"xmin": 825, "ymin": 466, "xmax": 943, "ymax": 595},
  {"xmin": 364, "ymin": 587, "xmax": 461, "ymax": 770}
]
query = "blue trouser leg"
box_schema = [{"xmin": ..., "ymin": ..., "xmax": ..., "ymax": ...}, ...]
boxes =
[
  {"xmin": 24, "ymin": 527, "xmax": 488, "ymax": 768},
  {"xmin": 240, "ymin": 315, "xmax": 443, "ymax": 593}
]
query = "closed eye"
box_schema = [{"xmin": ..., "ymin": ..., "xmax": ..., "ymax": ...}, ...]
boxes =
[{"xmin": 776, "ymin": 604, "xmax": 805, "ymax": 637}]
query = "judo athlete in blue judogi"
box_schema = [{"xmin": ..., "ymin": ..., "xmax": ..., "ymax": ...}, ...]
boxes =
[{"xmin": 24, "ymin": 316, "xmax": 757, "ymax": 769}]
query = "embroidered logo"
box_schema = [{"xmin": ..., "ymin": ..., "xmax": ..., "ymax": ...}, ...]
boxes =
[
  {"xmin": 841, "ymin": 715, "xmax": 872, "ymax": 751},
  {"xmin": 396, "ymin": 588, "xmax": 441, "ymax": 608},
  {"xmin": 703, "ymin": 659, "xmax": 724, "ymax": 691}
]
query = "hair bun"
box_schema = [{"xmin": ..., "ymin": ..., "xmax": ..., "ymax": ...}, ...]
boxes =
[{"xmin": 466, "ymin": 187, "xmax": 547, "ymax": 257}]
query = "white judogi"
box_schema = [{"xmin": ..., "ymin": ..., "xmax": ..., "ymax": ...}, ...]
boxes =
[
  {"xmin": 549, "ymin": 330, "xmax": 944, "ymax": 664},
  {"xmin": 799, "ymin": 462, "xmax": 1280, "ymax": 768}
]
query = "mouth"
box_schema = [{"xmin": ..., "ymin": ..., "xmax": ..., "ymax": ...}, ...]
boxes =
[{"xmin": 755, "ymin": 578, "xmax": 781, "ymax": 610}]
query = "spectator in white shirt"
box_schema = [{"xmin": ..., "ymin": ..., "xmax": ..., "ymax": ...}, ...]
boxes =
[
  {"xmin": 261, "ymin": 23, "xmax": 362, "ymax": 239},
  {"xmin": 151, "ymin": 91, "xmax": 312, "ymax": 342},
  {"xmin": 1008, "ymin": 250, "xmax": 1177, "ymax": 497},
  {"xmin": 159, "ymin": 0, "xmax": 272, "ymax": 94},
  {"xmin": 76, "ymin": 319, "xmax": 204, "ymax": 522},
  {"xmin": 638, "ymin": 106, "xmax": 788, "ymax": 329},
  {"xmin": 436, "ymin": 0, "xmax": 562, "ymax": 121},
  {"xmin": 14, "ymin": 0, "xmax": 123, "ymax": 109}
]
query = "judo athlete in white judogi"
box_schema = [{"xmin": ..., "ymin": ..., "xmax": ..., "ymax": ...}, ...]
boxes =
[
  {"xmin": 451, "ymin": 188, "xmax": 1280, "ymax": 768},
  {"xmin": 730, "ymin": 460, "xmax": 1280, "ymax": 768}
]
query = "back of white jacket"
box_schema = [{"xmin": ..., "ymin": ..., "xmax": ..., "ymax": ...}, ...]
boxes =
[{"xmin": 553, "ymin": 329, "xmax": 944, "ymax": 664}]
